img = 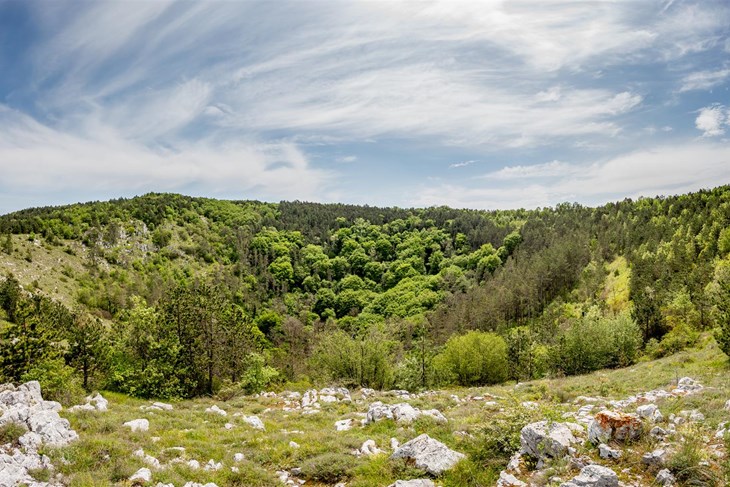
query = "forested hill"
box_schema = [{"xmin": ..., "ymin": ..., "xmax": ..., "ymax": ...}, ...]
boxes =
[{"xmin": 1, "ymin": 187, "xmax": 729, "ymax": 401}]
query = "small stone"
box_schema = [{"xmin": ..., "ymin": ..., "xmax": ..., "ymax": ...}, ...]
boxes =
[
  {"xmin": 598, "ymin": 443, "xmax": 621, "ymax": 459},
  {"xmin": 498, "ymin": 471, "xmax": 527, "ymax": 487},
  {"xmin": 656, "ymin": 468, "xmax": 676, "ymax": 486},
  {"xmin": 636, "ymin": 404, "xmax": 663, "ymax": 423},
  {"xmin": 243, "ymin": 415, "xmax": 265, "ymax": 430},
  {"xmin": 233, "ymin": 453, "xmax": 245, "ymax": 462},
  {"xmin": 130, "ymin": 467, "xmax": 152, "ymax": 483},
  {"xmin": 205, "ymin": 405, "xmax": 227, "ymax": 416},
  {"xmin": 335, "ymin": 419, "xmax": 354, "ymax": 431},
  {"xmin": 289, "ymin": 441, "xmax": 300, "ymax": 448},
  {"xmin": 388, "ymin": 480, "xmax": 435, "ymax": 487},
  {"xmin": 642, "ymin": 449, "xmax": 667, "ymax": 467}
]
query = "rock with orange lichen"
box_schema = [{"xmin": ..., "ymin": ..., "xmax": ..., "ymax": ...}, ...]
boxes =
[{"xmin": 588, "ymin": 410, "xmax": 642, "ymax": 444}]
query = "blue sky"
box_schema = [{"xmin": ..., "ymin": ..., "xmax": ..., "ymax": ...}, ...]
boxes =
[{"xmin": 1, "ymin": 0, "xmax": 730, "ymax": 214}]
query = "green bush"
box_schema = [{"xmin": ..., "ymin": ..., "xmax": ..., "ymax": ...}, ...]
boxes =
[
  {"xmin": 0, "ymin": 421, "xmax": 27, "ymax": 447},
  {"xmin": 239, "ymin": 353, "xmax": 280, "ymax": 394},
  {"xmin": 646, "ymin": 322, "xmax": 699, "ymax": 358},
  {"xmin": 310, "ymin": 327, "xmax": 398, "ymax": 389},
  {"xmin": 21, "ymin": 358, "xmax": 85, "ymax": 406},
  {"xmin": 299, "ymin": 452, "xmax": 357, "ymax": 483},
  {"xmin": 551, "ymin": 310, "xmax": 642, "ymax": 376},
  {"xmin": 434, "ymin": 330, "xmax": 508, "ymax": 386}
]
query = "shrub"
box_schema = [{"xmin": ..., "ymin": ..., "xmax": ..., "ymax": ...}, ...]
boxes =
[
  {"xmin": 21, "ymin": 358, "xmax": 85, "ymax": 406},
  {"xmin": 0, "ymin": 422, "xmax": 27, "ymax": 447},
  {"xmin": 299, "ymin": 452, "xmax": 357, "ymax": 483},
  {"xmin": 433, "ymin": 330, "xmax": 508, "ymax": 386},
  {"xmin": 551, "ymin": 310, "xmax": 642, "ymax": 376},
  {"xmin": 646, "ymin": 322, "xmax": 699, "ymax": 358},
  {"xmin": 310, "ymin": 326, "xmax": 398, "ymax": 389}
]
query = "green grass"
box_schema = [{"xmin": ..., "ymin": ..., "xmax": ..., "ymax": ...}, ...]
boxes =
[{"xmin": 48, "ymin": 336, "xmax": 730, "ymax": 486}]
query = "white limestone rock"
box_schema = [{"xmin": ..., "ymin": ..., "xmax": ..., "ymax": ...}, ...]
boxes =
[
  {"xmin": 560, "ymin": 464, "xmax": 618, "ymax": 487},
  {"xmin": 656, "ymin": 468, "xmax": 676, "ymax": 486},
  {"xmin": 130, "ymin": 467, "xmax": 152, "ymax": 483},
  {"xmin": 387, "ymin": 481, "xmax": 434, "ymax": 487},
  {"xmin": 520, "ymin": 421, "xmax": 578, "ymax": 460},
  {"xmin": 243, "ymin": 415, "xmax": 265, "ymax": 431},
  {"xmin": 598, "ymin": 443, "xmax": 621, "ymax": 460},
  {"xmin": 335, "ymin": 419, "xmax": 354, "ymax": 431},
  {"xmin": 390, "ymin": 434, "xmax": 465, "ymax": 475},
  {"xmin": 123, "ymin": 419, "xmax": 149, "ymax": 432},
  {"xmin": 497, "ymin": 471, "xmax": 527, "ymax": 487},
  {"xmin": 204, "ymin": 405, "xmax": 227, "ymax": 416},
  {"xmin": 636, "ymin": 404, "xmax": 663, "ymax": 423}
]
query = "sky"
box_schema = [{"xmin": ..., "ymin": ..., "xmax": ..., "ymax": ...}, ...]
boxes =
[{"xmin": 1, "ymin": 0, "xmax": 730, "ymax": 214}]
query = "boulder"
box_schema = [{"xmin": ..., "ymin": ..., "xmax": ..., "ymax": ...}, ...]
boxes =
[
  {"xmin": 588, "ymin": 411, "xmax": 641, "ymax": 444},
  {"xmin": 520, "ymin": 421, "xmax": 578, "ymax": 460},
  {"xmin": 560, "ymin": 464, "xmax": 618, "ymax": 487},
  {"xmin": 365, "ymin": 402, "xmax": 394, "ymax": 424},
  {"xmin": 391, "ymin": 403, "xmax": 420, "ymax": 423},
  {"xmin": 390, "ymin": 434, "xmax": 465, "ymax": 475},
  {"xmin": 123, "ymin": 418, "xmax": 150, "ymax": 432}
]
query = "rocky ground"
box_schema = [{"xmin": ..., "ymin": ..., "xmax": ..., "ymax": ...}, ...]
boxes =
[{"xmin": 2, "ymin": 339, "xmax": 730, "ymax": 486}]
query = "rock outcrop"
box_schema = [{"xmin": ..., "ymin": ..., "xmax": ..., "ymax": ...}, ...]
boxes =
[
  {"xmin": 0, "ymin": 381, "xmax": 78, "ymax": 486},
  {"xmin": 390, "ymin": 434, "xmax": 465, "ymax": 475}
]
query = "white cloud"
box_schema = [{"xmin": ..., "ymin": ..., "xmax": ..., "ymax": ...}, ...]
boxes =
[
  {"xmin": 337, "ymin": 155, "xmax": 357, "ymax": 163},
  {"xmin": 679, "ymin": 68, "xmax": 730, "ymax": 92},
  {"xmin": 482, "ymin": 160, "xmax": 576, "ymax": 180},
  {"xmin": 0, "ymin": 105, "xmax": 332, "ymax": 202},
  {"xmin": 695, "ymin": 104, "xmax": 728, "ymax": 136},
  {"xmin": 449, "ymin": 160, "xmax": 477, "ymax": 169},
  {"xmin": 411, "ymin": 142, "xmax": 730, "ymax": 209}
]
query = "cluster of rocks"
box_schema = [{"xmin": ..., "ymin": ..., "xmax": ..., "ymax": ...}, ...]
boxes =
[
  {"xmin": 496, "ymin": 377, "xmax": 712, "ymax": 487},
  {"xmin": 0, "ymin": 381, "xmax": 78, "ymax": 487},
  {"xmin": 364, "ymin": 402, "xmax": 447, "ymax": 425},
  {"xmin": 127, "ymin": 446, "xmax": 248, "ymax": 486},
  {"xmin": 276, "ymin": 387, "xmax": 352, "ymax": 414}
]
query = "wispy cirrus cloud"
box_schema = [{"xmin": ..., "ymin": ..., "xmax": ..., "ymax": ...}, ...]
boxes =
[
  {"xmin": 0, "ymin": 1, "xmax": 729, "ymax": 213},
  {"xmin": 449, "ymin": 160, "xmax": 477, "ymax": 169},
  {"xmin": 679, "ymin": 68, "xmax": 730, "ymax": 92},
  {"xmin": 481, "ymin": 160, "xmax": 577, "ymax": 180},
  {"xmin": 0, "ymin": 105, "xmax": 333, "ymax": 202}
]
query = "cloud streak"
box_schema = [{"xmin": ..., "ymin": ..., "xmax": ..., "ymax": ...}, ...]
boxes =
[{"xmin": 412, "ymin": 142, "xmax": 730, "ymax": 209}]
